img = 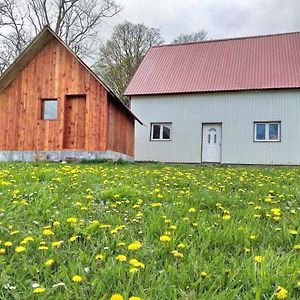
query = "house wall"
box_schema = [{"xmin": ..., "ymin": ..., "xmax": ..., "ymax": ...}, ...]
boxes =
[
  {"xmin": 131, "ymin": 89, "xmax": 300, "ymax": 164},
  {"xmin": 0, "ymin": 37, "xmax": 134, "ymax": 157}
]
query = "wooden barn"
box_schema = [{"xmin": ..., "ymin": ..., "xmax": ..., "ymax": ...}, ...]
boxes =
[{"xmin": 0, "ymin": 26, "xmax": 140, "ymax": 162}]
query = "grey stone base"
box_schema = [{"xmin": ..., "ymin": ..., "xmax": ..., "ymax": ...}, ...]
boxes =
[{"xmin": 0, "ymin": 150, "xmax": 133, "ymax": 162}]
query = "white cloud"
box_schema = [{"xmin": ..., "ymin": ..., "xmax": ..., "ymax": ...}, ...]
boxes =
[{"xmin": 101, "ymin": 0, "xmax": 300, "ymax": 42}]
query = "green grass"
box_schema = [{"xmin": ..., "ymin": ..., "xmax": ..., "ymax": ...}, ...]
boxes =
[{"xmin": 0, "ymin": 162, "xmax": 299, "ymax": 299}]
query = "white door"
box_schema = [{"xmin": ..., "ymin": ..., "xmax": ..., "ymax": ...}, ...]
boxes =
[{"xmin": 202, "ymin": 124, "xmax": 222, "ymax": 163}]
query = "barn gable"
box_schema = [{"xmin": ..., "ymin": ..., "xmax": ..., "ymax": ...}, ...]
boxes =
[{"xmin": 0, "ymin": 27, "xmax": 139, "ymax": 161}]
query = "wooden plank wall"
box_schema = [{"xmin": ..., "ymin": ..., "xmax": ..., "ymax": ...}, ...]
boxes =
[
  {"xmin": 107, "ymin": 96, "xmax": 134, "ymax": 157},
  {"xmin": 0, "ymin": 36, "xmax": 134, "ymax": 155}
]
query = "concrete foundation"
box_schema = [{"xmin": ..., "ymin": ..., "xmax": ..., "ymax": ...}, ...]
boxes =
[{"xmin": 0, "ymin": 150, "xmax": 133, "ymax": 162}]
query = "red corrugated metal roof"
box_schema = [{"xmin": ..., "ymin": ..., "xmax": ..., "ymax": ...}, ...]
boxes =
[{"xmin": 124, "ymin": 32, "xmax": 300, "ymax": 96}]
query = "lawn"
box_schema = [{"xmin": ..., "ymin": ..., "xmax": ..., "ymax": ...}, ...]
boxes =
[{"xmin": 0, "ymin": 162, "xmax": 299, "ymax": 299}]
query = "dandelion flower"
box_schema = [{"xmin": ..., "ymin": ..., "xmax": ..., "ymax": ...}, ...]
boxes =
[
  {"xmin": 189, "ymin": 208, "xmax": 196, "ymax": 213},
  {"xmin": 275, "ymin": 286, "xmax": 288, "ymax": 299},
  {"xmin": 129, "ymin": 267, "xmax": 139, "ymax": 273},
  {"xmin": 116, "ymin": 255, "xmax": 127, "ymax": 262},
  {"xmin": 69, "ymin": 236, "xmax": 78, "ymax": 242},
  {"xmin": 129, "ymin": 297, "xmax": 142, "ymax": 300},
  {"xmin": 4, "ymin": 241, "xmax": 13, "ymax": 247},
  {"xmin": 223, "ymin": 215, "xmax": 231, "ymax": 220},
  {"xmin": 38, "ymin": 246, "xmax": 48, "ymax": 250},
  {"xmin": 0, "ymin": 248, "xmax": 6, "ymax": 254},
  {"xmin": 33, "ymin": 287, "xmax": 45, "ymax": 293},
  {"xmin": 289, "ymin": 229, "xmax": 298, "ymax": 235},
  {"xmin": 293, "ymin": 244, "xmax": 300, "ymax": 250},
  {"xmin": 128, "ymin": 241, "xmax": 142, "ymax": 251},
  {"xmin": 177, "ymin": 243, "xmax": 186, "ymax": 249},
  {"xmin": 67, "ymin": 217, "xmax": 77, "ymax": 223},
  {"xmin": 45, "ymin": 259, "xmax": 54, "ymax": 267},
  {"xmin": 95, "ymin": 254, "xmax": 104, "ymax": 261},
  {"xmin": 15, "ymin": 246, "xmax": 25, "ymax": 253},
  {"xmin": 200, "ymin": 272, "xmax": 208, "ymax": 278},
  {"xmin": 72, "ymin": 275, "xmax": 82, "ymax": 283},
  {"xmin": 255, "ymin": 256, "xmax": 263, "ymax": 263},
  {"xmin": 111, "ymin": 294, "xmax": 124, "ymax": 300},
  {"xmin": 172, "ymin": 250, "xmax": 184, "ymax": 258},
  {"xmin": 43, "ymin": 229, "xmax": 54, "ymax": 236},
  {"xmin": 160, "ymin": 235, "xmax": 171, "ymax": 242},
  {"xmin": 52, "ymin": 241, "xmax": 63, "ymax": 248}
]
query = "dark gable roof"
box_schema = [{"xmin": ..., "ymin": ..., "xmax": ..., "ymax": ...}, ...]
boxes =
[
  {"xmin": 0, "ymin": 26, "xmax": 142, "ymax": 124},
  {"xmin": 125, "ymin": 31, "xmax": 300, "ymax": 96}
]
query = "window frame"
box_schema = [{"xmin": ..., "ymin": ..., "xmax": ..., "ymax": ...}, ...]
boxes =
[
  {"xmin": 150, "ymin": 122, "xmax": 172, "ymax": 141},
  {"xmin": 41, "ymin": 98, "xmax": 58, "ymax": 120},
  {"xmin": 253, "ymin": 121, "xmax": 281, "ymax": 142}
]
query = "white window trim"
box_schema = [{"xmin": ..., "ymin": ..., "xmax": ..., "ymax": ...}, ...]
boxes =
[
  {"xmin": 150, "ymin": 123, "xmax": 172, "ymax": 141},
  {"xmin": 254, "ymin": 121, "xmax": 281, "ymax": 142}
]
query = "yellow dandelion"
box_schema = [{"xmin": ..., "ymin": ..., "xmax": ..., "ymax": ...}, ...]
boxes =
[
  {"xmin": 72, "ymin": 275, "xmax": 82, "ymax": 282},
  {"xmin": 33, "ymin": 287, "xmax": 45, "ymax": 293},
  {"xmin": 129, "ymin": 267, "xmax": 139, "ymax": 273},
  {"xmin": 200, "ymin": 272, "xmax": 208, "ymax": 278},
  {"xmin": 111, "ymin": 294, "xmax": 124, "ymax": 300},
  {"xmin": 43, "ymin": 229, "xmax": 54, "ymax": 236},
  {"xmin": 255, "ymin": 256, "xmax": 263, "ymax": 263},
  {"xmin": 15, "ymin": 246, "xmax": 25, "ymax": 253},
  {"xmin": 289, "ymin": 229, "xmax": 298, "ymax": 235},
  {"xmin": 128, "ymin": 241, "xmax": 142, "ymax": 251},
  {"xmin": 293, "ymin": 244, "xmax": 300, "ymax": 250},
  {"xmin": 38, "ymin": 246, "xmax": 48, "ymax": 250},
  {"xmin": 116, "ymin": 255, "xmax": 127, "ymax": 262},
  {"xmin": 0, "ymin": 248, "xmax": 6, "ymax": 254},
  {"xmin": 69, "ymin": 236, "xmax": 78, "ymax": 242},
  {"xmin": 51, "ymin": 241, "xmax": 62, "ymax": 248},
  {"xmin": 177, "ymin": 243, "xmax": 186, "ymax": 249},
  {"xmin": 189, "ymin": 208, "xmax": 196, "ymax": 213},
  {"xmin": 171, "ymin": 250, "xmax": 184, "ymax": 258},
  {"xmin": 67, "ymin": 217, "xmax": 77, "ymax": 223},
  {"xmin": 4, "ymin": 241, "xmax": 13, "ymax": 247},
  {"xmin": 95, "ymin": 254, "xmax": 104, "ymax": 261},
  {"xmin": 275, "ymin": 286, "xmax": 288, "ymax": 299},
  {"xmin": 222, "ymin": 215, "xmax": 231, "ymax": 220},
  {"xmin": 45, "ymin": 259, "xmax": 54, "ymax": 267},
  {"xmin": 160, "ymin": 235, "xmax": 171, "ymax": 242},
  {"xmin": 129, "ymin": 297, "xmax": 142, "ymax": 300}
]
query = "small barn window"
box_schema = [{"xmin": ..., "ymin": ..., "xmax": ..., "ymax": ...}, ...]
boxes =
[
  {"xmin": 254, "ymin": 122, "xmax": 280, "ymax": 142},
  {"xmin": 151, "ymin": 123, "xmax": 172, "ymax": 141},
  {"xmin": 42, "ymin": 99, "xmax": 58, "ymax": 120}
]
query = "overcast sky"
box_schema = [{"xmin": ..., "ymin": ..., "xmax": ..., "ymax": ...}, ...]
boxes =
[{"xmin": 102, "ymin": 0, "xmax": 300, "ymax": 42}]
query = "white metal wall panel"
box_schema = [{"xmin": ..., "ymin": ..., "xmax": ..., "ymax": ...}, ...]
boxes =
[{"xmin": 131, "ymin": 90, "xmax": 300, "ymax": 164}]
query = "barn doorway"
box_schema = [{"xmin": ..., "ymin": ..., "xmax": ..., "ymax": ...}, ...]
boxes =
[
  {"xmin": 63, "ymin": 95, "xmax": 86, "ymax": 149},
  {"xmin": 202, "ymin": 123, "xmax": 222, "ymax": 163}
]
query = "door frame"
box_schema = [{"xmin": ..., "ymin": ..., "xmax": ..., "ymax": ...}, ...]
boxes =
[{"xmin": 201, "ymin": 122, "xmax": 222, "ymax": 163}]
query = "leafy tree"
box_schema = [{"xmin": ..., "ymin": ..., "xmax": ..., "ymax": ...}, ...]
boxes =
[
  {"xmin": 172, "ymin": 30, "xmax": 207, "ymax": 44},
  {"xmin": 94, "ymin": 21, "xmax": 163, "ymax": 105}
]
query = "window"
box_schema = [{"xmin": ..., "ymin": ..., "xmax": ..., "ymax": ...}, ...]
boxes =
[
  {"xmin": 42, "ymin": 99, "xmax": 58, "ymax": 120},
  {"xmin": 151, "ymin": 123, "xmax": 172, "ymax": 141},
  {"xmin": 254, "ymin": 122, "xmax": 280, "ymax": 142}
]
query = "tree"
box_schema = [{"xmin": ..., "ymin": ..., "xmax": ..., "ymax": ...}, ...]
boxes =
[
  {"xmin": 94, "ymin": 21, "xmax": 163, "ymax": 105},
  {"xmin": 172, "ymin": 30, "xmax": 207, "ymax": 44},
  {"xmin": 0, "ymin": 0, "xmax": 120, "ymax": 74}
]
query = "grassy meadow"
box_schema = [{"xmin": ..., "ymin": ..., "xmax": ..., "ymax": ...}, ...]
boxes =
[{"xmin": 0, "ymin": 162, "xmax": 299, "ymax": 299}]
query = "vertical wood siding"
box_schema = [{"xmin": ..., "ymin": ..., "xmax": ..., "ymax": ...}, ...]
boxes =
[
  {"xmin": 0, "ymin": 37, "xmax": 134, "ymax": 156},
  {"xmin": 107, "ymin": 96, "xmax": 134, "ymax": 157},
  {"xmin": 132, "ymin": 90, "xmax": 300, "ymax": 164}
]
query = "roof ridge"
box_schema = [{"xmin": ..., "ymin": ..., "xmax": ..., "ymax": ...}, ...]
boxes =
[{"xmin": 152, "ymin": 31, "xmax": 300, "ymax": 48}]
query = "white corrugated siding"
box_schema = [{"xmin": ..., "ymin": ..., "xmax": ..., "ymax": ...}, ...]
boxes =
[{"xmin": 131, "ymin": 89, "xmax": 300, "ymax": 164}]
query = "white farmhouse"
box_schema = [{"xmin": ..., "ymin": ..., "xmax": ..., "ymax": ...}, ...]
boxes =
[{"xmin": 125, "ymin": 32, "xmax": 300, "ymax": 165}]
